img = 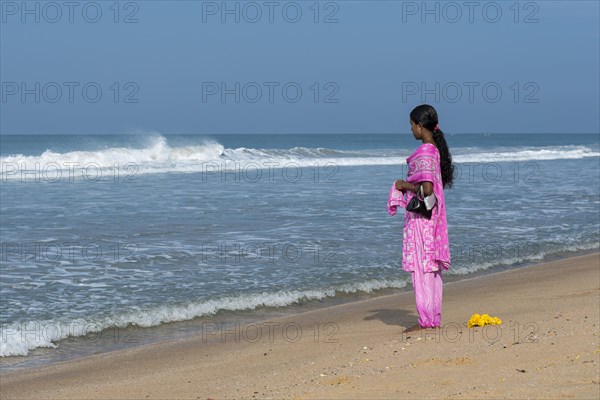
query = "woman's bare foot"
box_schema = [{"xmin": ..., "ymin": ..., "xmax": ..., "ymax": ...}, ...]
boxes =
[{"xmin": 402, "ymin": 324, "xmax": 424, "ymax": 333}]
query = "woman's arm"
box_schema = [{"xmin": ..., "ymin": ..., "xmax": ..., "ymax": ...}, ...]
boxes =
[
  {"xmin": 394, "ymin": 180, "xmax": 412, "ymax": 192},
  {"xmin": 395, "ymin": 180, "xmax": 434, "ymax": 195}
]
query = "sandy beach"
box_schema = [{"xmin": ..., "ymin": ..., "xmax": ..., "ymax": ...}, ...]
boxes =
[{"xmin": 1, "ymin": 253, "xmax": 599, "ymax": 399}]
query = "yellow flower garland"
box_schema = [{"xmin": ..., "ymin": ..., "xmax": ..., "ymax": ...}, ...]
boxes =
[{"xmin": 467, "ymin": 313, "xmax": 502, "ymax": 328}]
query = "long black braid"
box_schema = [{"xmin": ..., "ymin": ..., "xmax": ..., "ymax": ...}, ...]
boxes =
[{"xmin": 410, "ymin": 104, "xmax": 455, "ymax": 189}]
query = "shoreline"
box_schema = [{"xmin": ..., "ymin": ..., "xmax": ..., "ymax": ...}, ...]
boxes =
[
  {"xmin": 1, "ymin": 252, "xmax": 599, "ymax": 399},
  {"xmin": 2, "ymin": 248, "xmax": 597, "ymax": 373}
]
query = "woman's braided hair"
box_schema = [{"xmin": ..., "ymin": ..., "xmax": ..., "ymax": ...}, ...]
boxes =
[{"xmin": 410, "ymin": 104, "xmax": 454, "ymax": 189}]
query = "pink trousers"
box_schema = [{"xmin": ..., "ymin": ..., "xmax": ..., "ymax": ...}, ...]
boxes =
[{"xmin": 410, "ymin": 267, "xmax": 443, "ymax": 328}]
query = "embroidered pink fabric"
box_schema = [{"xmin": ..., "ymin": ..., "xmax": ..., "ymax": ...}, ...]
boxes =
[{"xmin": 387, "ymin": 143, "xmax": 451, "ymax": 273}]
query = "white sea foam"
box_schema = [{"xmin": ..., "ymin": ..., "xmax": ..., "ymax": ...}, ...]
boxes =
[
  {"xmin": 0, "ymin": 277, "xmax": 408, "ymax": 357},
  {"xmin": 449, "ymin": 241, "xmax": 600, "ymax": 276},
  {"xmin": 2, "ymin": 239, "xmax": 598, "ymax": 357},
  {"xmin": 1, "ymin": 135, "xmax": 598, "ymax": 181}
]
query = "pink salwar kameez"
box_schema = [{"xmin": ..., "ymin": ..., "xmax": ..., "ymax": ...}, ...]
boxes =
[{"xmin": 387, "ymin": 143, "xmax": 450, "ymax": 328}]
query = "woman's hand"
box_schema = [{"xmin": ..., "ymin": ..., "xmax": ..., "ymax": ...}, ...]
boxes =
[{"xmin": 421, "ymin": 181, "xmax": 434, "ymax": 196}]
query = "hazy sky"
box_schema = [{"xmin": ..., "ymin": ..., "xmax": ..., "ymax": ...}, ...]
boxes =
[{"xmin": 1, "ymin": 0, "xmax": 599, "ymax": 134}]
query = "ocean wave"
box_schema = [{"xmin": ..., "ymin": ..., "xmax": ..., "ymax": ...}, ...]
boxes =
[
  {"xmin": 448, "ymin": 241, "xmax": 600, "ymax": 276},
  {"xmin": 0, "ymin": 277, "xmax": 408, "ymax": 357},
  {"xmin": 1, "ymin": 135, "xmax": 598, "ymax": 181},
  {"xmin": 2, "ymin": 239, "xmax": 598, "ymax": 357}
]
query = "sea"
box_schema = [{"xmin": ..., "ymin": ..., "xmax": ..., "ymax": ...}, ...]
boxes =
[{"xmin": 1, "ymin": 133, "xmax": 599, "ymax": 370}]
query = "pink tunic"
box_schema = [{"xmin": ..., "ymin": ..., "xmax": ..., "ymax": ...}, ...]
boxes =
[{"xmin": 387, "ymin": 143, "xmax": 451, "ymax": 273}]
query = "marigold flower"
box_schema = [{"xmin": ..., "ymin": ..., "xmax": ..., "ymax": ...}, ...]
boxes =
[{"xmin": 468, "ymin": 313, "xmax": 502, "ymax": 328}]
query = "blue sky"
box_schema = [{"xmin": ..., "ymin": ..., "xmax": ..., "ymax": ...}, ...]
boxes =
[{"xmin": 1, "ymin": 0, "xmax": 599, "ymax": 134}]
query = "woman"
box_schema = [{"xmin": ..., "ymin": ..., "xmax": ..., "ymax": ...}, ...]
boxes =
[{"xmin": 387, "ymin": 104, "xmax": 453, "ymax": 332}]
